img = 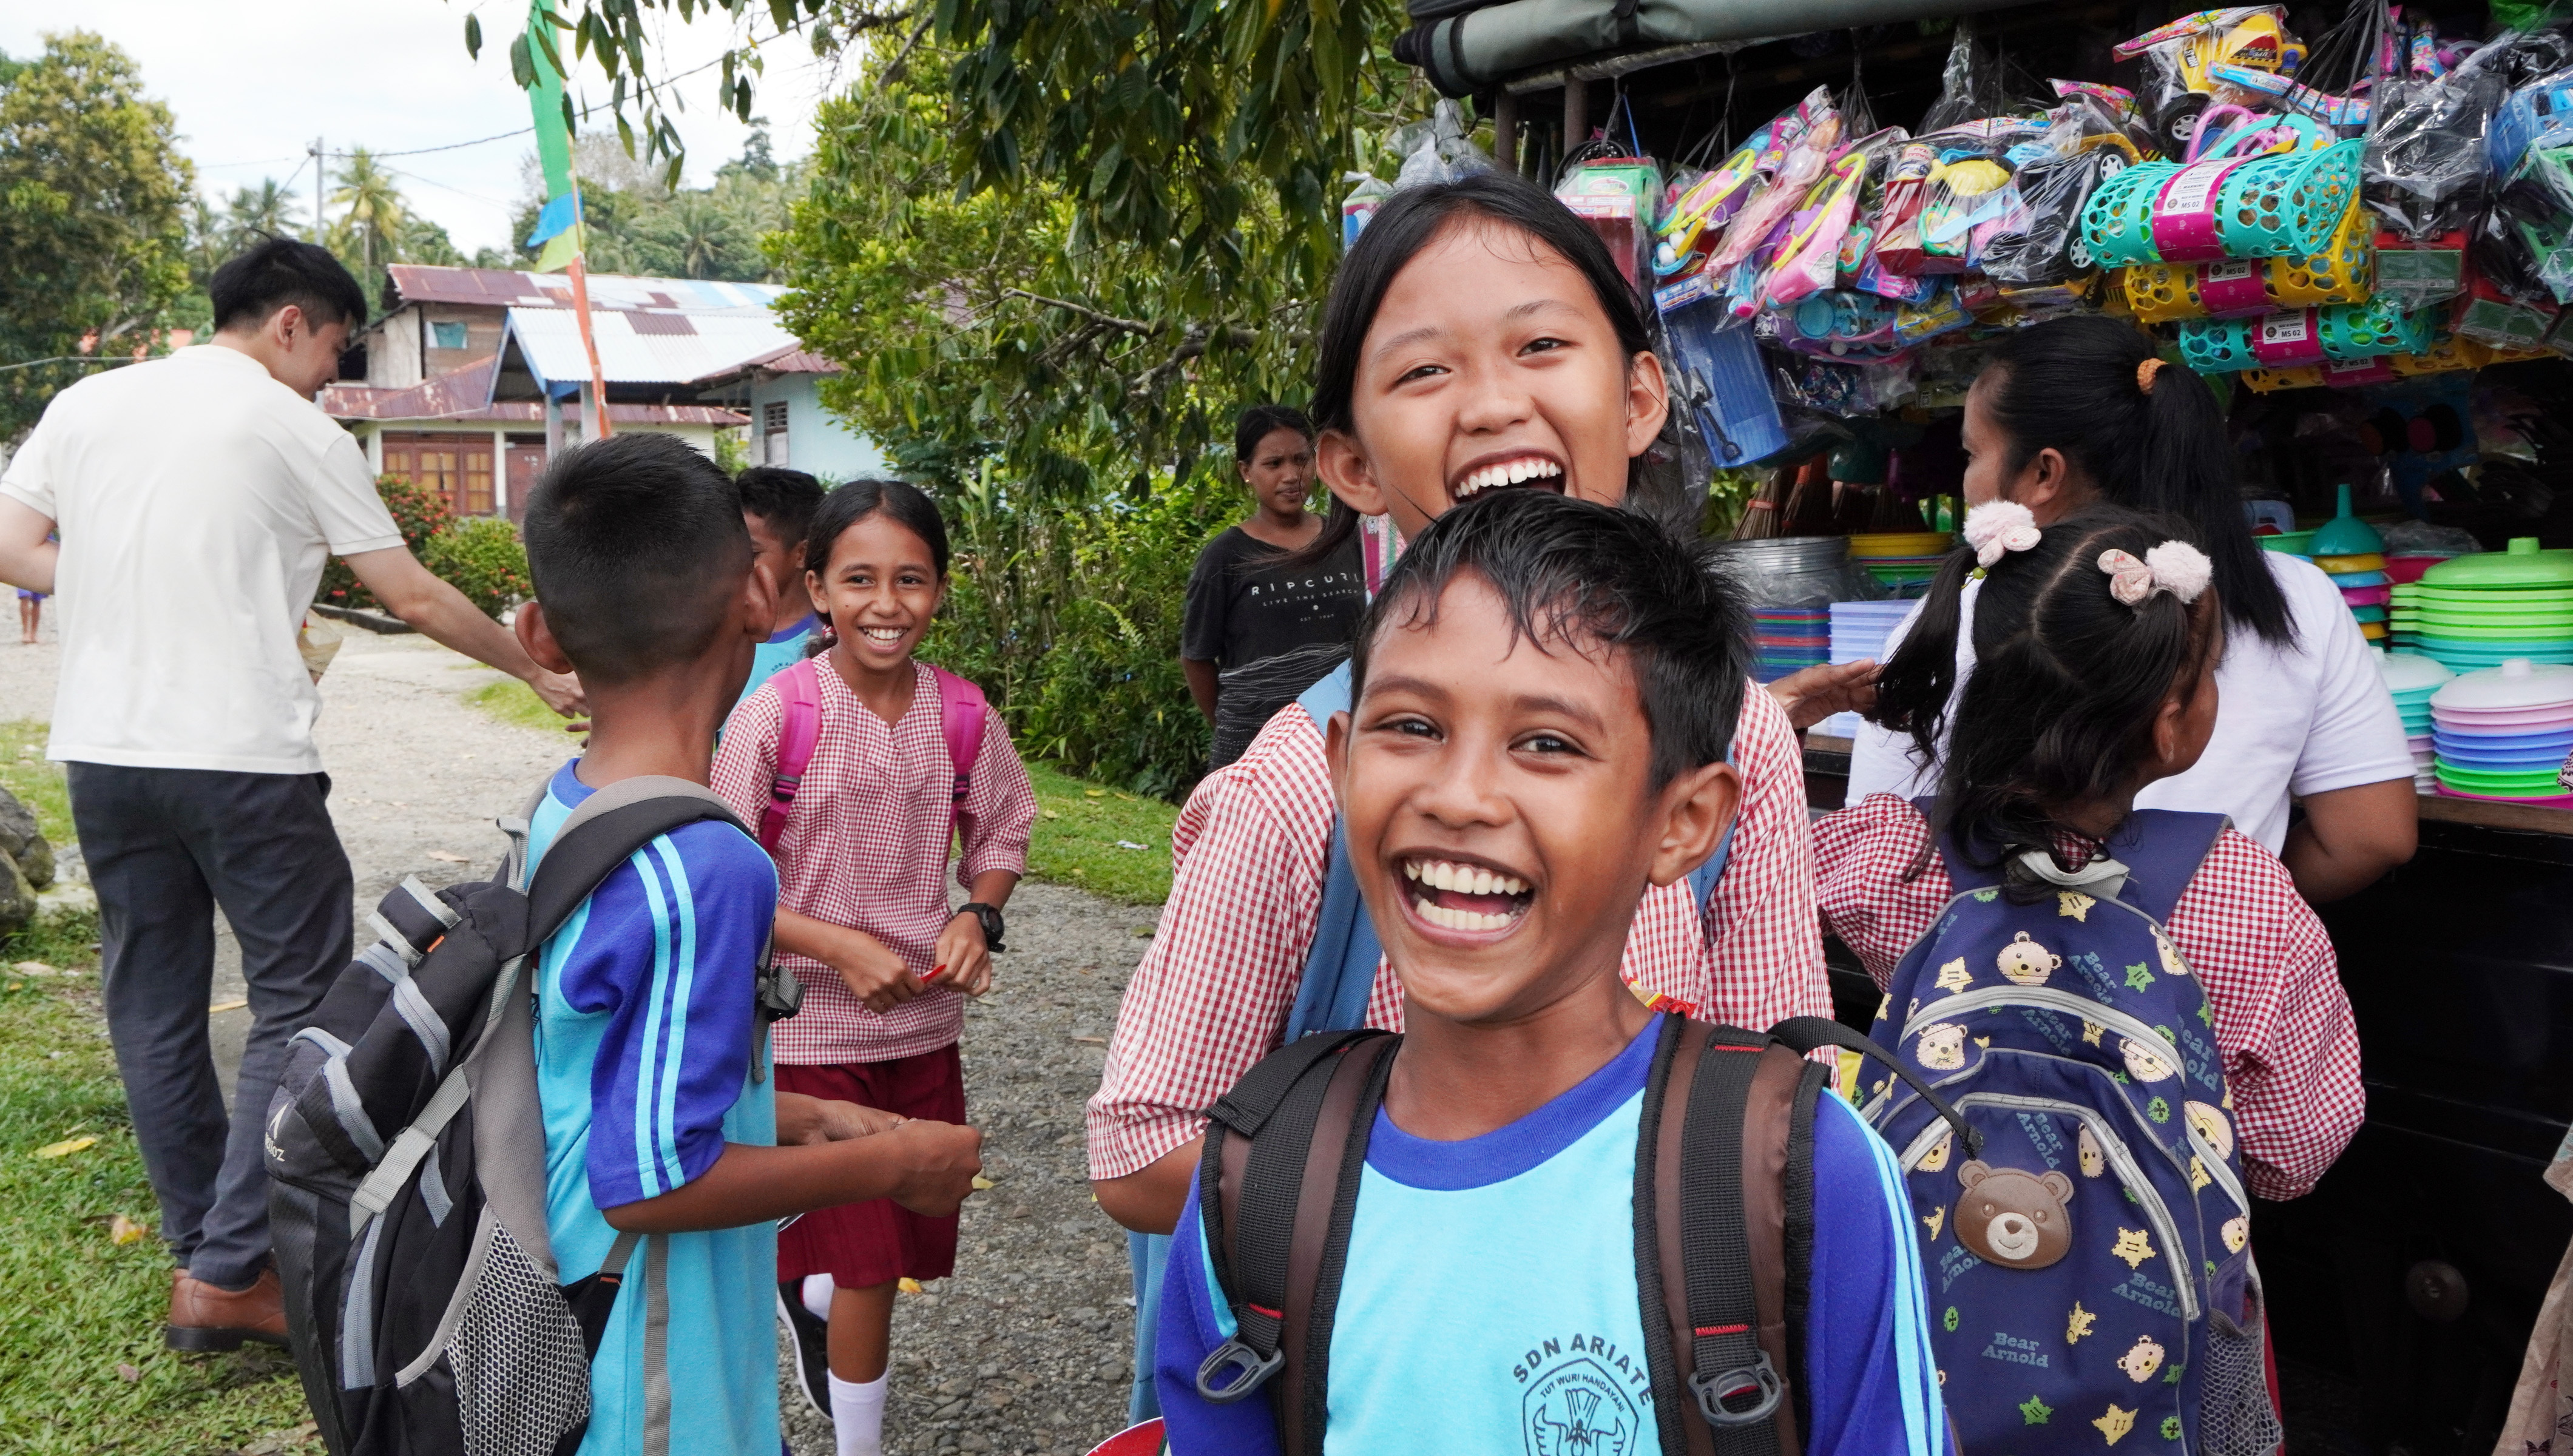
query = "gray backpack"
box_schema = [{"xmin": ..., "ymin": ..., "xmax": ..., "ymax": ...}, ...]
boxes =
[{"xmin": 265, "ymin": 777, "xmax": 795, "ymax": 1456}]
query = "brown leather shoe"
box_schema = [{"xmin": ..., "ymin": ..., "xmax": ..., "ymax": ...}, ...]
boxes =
[{"xmin": 166, "ymin": 1267, "xmax": 289, "ymax": 1352}]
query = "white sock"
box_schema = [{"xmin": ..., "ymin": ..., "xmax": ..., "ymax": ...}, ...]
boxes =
[
  {"xmin": 801, "ymin": 1272, "xmax": 836, "ymax": 1323},
  {"xmin": 828, "ymin": 1370, "xmax": 888, "ymax": 1456}
]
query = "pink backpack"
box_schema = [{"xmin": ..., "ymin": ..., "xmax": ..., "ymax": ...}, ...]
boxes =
[{"xmin": 755, "ymin": 658, "xmax": 989, "ymax": 854}]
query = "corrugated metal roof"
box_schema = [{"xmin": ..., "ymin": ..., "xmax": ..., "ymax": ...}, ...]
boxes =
[
  {"xmin": 385, "ymin": 264, "xmax": 788, "ymax": 315},
  {"xmin": 500, "ymin": 306, "xmax": 802, "ymax": 392},
  {"xmin": 322, "ymin": 354, "xmax": 745, "ymax": 424},
  {"xmin": 691, "ymin": 342, "xmax": 841, "ymax": 384}
]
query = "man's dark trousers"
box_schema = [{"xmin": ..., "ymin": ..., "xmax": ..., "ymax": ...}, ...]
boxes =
[{"xmin": 67, "ymin": 764, "xmax": 351, "ymax": 1292}]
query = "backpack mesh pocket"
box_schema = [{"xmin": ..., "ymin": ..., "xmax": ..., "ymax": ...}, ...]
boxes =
[
  {"xmin": 2198, "ymin": 1269, "xmax": 2285, "ymax": 1456},
  {"xmin": 450, "ymin": 1219, "xmax": 591, "ymax": 1456}
]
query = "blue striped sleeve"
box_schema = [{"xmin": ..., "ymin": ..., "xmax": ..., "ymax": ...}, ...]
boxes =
[
  {"xmin": 1804, "ymin": 1092, "xmax": 1956, "ymax": 1456},
  {"xmin": 552, "ymin": 820, "xmax": 779, "ymax": 1210}
]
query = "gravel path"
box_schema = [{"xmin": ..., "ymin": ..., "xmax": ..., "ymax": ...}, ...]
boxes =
[{"xmin": 3, "ymin": 625, "xmax": 1152, "ymax": 1455}]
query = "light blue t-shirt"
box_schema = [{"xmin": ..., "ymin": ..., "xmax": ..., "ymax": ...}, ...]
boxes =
[
  {"xmin": 528, "ymin": 760, "xmax": 783, "ymax": 1456},
  {"xmin": 1157, "ymin": 1021, "xmax": 1953, "ymax": 1455},
  {"xmin": 733, "ymin": 613, "xmax": 821, "ymax": 715}
]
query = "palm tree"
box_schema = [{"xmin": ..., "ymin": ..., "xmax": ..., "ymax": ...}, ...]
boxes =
[
  {"xmin": 328, "ymin": 149, "xmax": 407, "ymax": 270},
  {"xmin": 224, "ymin": 178, "xmax": 303, "ymax": 248}
]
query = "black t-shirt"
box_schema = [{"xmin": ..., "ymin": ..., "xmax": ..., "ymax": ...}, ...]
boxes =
[{"xmin": 1182, "ymin": 526, "xmax": 1366, "ymax": 672}]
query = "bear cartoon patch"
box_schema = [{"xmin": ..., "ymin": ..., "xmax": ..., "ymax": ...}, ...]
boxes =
[
  {"xmin": 2154, "ymin": 927, "xmax": 2189, "ymax": 979},
  {"xmin": 1917, "ymin": 1023, "xmax": 1969, "ymax": 1071},
  {"xmin": 2221, "ymin": 1215, "xmax": 2250, "ymax": 1254},
  {"xmin": 2120, "ymin": 1037, "xmax": 2177, "ymax": 1084},
  {"xmin": 1954, "ymin": 1160, "xmax": 2075, "ymax": 1270},
  {"xmin": 2186, "ymin": 1100, "xmax": 2234, "ymax": 1160},
  {"xmin": 1996, "ymin": 931, "xmax": 2061, "ymax": 986},
  {"xmin": 2115, "ymin": 1334, "xmax": 2166, "ymax": 1384},
  {"xmin": 2076, "ymin": 1126, "xmax": 2106, "ymax": 1178},
  {"xmin": 1918, "ymin": 1130, "xmax": 1955, "ymax": 1173}
]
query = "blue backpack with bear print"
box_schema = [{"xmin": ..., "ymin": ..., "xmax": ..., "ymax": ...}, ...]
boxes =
[{"xmin": 1856, "ymin": 806, "xmax": 2284, "ymax": 1456}]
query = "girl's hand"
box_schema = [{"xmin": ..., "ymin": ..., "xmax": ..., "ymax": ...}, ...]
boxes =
[
  {"xmin": 928, "ymin": 912, "xmax": 993, "ymax": 998},
  {"xmin": 822, "ymin": 925, "xmax": 925, "ymax": 1013},
  {"xmin": 1768, "ymin": 659, "xmax": 1879, "ymax": 733}
]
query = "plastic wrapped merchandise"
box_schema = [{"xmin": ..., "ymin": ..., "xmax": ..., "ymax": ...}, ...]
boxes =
[
  {"xmin": 1558, "ymin": 157, "xmax": 1666, "ymax": 292},
  {"xmin": 1984, "ymin": 147, "xmax": 2132, "ymax": 283},
  {"xmin": 1391, "ymin": 99, "xmax": 1492, "ymax": 193},
  {"xmin": 2115, "ymin": 7, "xmax": 2308, "ymax": 160},
  {"xmin": 1708, "ymin": 89, "xmax": 1843, "ymax": 275},
  {"xmin": 1655, "ymin": 272, "xmax": 1793, "ymax": 468},
  {"xmin": 2365, "ymin": 38, "xmax": 2518, "ymax": 249},
  {"xmin": 1341, "ymin": 174, "xmax": 1393, "ymax": 249}
]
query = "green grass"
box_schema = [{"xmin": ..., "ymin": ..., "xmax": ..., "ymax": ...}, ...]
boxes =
[
  {"xmin": 0, "ymin": 723, "xmax": 315, "ymax": 1453},
  {"xmin": 466, "ymin": 676, "xmax": 580, "ymax": 736},
  {"xmin": 1024, "ymin": 761, "xmax": 1180, "ymax": 905},
  {"xmin": 0, "ymin": 978, "xmax": 316, "ymax": 1454},
  {"xmin": 461, "ymin": 693, "xmax": 1183, "ymax": 903}
]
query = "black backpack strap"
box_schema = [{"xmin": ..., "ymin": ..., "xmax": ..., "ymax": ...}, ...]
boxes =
[
  {"xmin": 1780, "ymin": 1059, "xmax": 1827, "ymax": 1449},
  {"xmin": 1767, "ymin": 1017, "xmax": 1982, "ymax": 1158},
  {"xmin": 1194, "ymin": 1028, "xmax": 1392, "ymax": 1419},
  {"xmin": 1671, "ymin": 1025, "xmax": 1807, "ymax": 1455},
  {"xmin": 524, "ymin": 777, "xmax": 748, "ymax": 946}
]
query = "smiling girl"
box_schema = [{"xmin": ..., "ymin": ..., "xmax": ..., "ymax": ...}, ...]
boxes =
[
  {"xmin": 1089, "ymin": 173, "xmax": 1831, "ymax": 1258},
  {"xmin": 711, "ymin": 480, "xmax": 1035, "ymax": 1456}
]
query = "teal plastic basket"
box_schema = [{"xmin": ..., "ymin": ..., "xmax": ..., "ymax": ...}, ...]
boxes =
[
  {"xmin": 2317, "ymin": 297, "xmax": 2435, "ymax": 358},
  {"xmin": 2078, "ymin": 141, "xmax": 2364, "ymax": 269},
  {"xmin": 2179, "ymin": 317, "xmax": 2257, "ymax": 372}
]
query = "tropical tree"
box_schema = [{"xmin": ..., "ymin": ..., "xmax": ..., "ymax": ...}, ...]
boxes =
[
  {"xmin": 329, "ymin": 148, "xmax": 407, "ymax": 271},
  {"xmin": 225, "ymin": 177, "xmax": 303, "ymax": 245},
  {"xmin": 0, "ymin": 31, "xmax": 192, "ymax": 436}
]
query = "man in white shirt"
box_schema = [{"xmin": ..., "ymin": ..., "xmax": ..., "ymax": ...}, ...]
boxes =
[{"xmin": 0, "ymin": 238, "xmax": 584, "ymax": 1350}]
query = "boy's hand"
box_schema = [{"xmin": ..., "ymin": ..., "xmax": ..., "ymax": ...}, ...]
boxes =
[
  {"xmin": 876, "ymin": 1118, "xmax": 984, "ymax": 1217},
  {"xmin": 821, "ymin": 925, "xmax": 925, "ymax": 1013},
  {"xmin": 776, "ymin": 1093, "xmax": 906, "ymax": 1145},
  {"xmin": 927, "ymin": 912, "xmax": 993, "ymax": 997}
]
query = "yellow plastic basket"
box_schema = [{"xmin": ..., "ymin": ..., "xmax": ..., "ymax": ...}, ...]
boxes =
[{"xmin": 2118, "ymin": 198, "xmax": 2372, "ymax": 323}]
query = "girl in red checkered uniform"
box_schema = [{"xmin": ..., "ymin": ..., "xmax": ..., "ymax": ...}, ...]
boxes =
[
  {"xmin": 1817, "ymin": 502, "xmax": 2363, "ymax": 1205},
  {"xmin": 712, "ymin": 480, "xmax": 1036, "ymax": 1456}
]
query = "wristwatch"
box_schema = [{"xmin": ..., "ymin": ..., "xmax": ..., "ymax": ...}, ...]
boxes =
[{"xmin": 956, "ymin": 902, "xmax": 1006, "ymax": 952}]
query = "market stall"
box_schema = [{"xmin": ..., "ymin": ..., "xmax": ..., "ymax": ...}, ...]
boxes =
[{"xmin": 1383, "ymin": 1, "xmax": 2573, "ymax": 1448}]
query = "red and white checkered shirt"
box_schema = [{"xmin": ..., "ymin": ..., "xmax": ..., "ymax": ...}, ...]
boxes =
[
  {"xmin": 712, "ymin": 659, "xmax": 1036, "ymax": 1066},
  {"xmin": 1813, "ymin": 793, "xmax": 2364, "ymax": 1201},
  {"xmin": 1085, "ymin": 680, "xmax": 1830, "ymax": 1180}
]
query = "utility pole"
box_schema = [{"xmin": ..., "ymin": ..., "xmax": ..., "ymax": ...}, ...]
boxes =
[{"xmin": 311, "ymin": 137, "xmax": 325, "ymax": 241}]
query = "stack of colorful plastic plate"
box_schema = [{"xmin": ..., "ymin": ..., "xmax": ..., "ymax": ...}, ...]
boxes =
[
  {"xmin": 2404, "ymin": 539, "xmax": 2573, "ymax": 672},
  {"xmin": 2379, "ymin": 652, "xmax": 2451, "ymax": 791},
  {"xmin": 1752, "ymin": 605, "xmax": 1830, "ymax": 684},
  {"xmin": 1845, "ymin": 532, "xmax": 1953, "ymax": 598},
  {"xmin": 1814, "ymin": 599, "xmax": 1917, "ymax": 736},
  {"xmin": 2428, "ymin": 657, "xmax": 2573, "ymax": 806},
  {"xmin": 2316, "ymin": 549, "xmax": 2391, "ymax": 644}
]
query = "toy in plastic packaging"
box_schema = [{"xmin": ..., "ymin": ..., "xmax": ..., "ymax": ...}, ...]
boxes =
[
  {"xmin": 1766, "ymin": 148, "xmax": 1874, "ymax": 308},
  {"xmin": 2116, "ymin": 7, "xmax": 2308, "ymax": 157},
  {"xmin": 1391, "ymin": 99, "xmax": 1492, "ymax": 194},
  {"xmin": 1558, "ymin": 157, "xmax": 1666, "ymax": 291},
  {"xmin": 1709, "ymin": 90, "xmax": 1842, "ymax": 275},
  {"xmin": 1771, "ymin": 289, "xmax": 1905, "ymax": 362},
  {"xmin": 1868, "ymin": 141, "xmax": 1941, "ymax": 276},
  {"xmin": 1984, "ymin": 147, "xmax": 2131, "ymax": 283},
  {"xmin": 1655, "ymin": 283, "xmax": 1790, "ymax": 466},
  {"xmin": 1341, "ymin": 174, "xmax": 1392, "ymax": 250},
  {"xmin": 1655, "ymin": 137, "xmax": 1770, "ymax": 276},
  {"xmin": 2365, "ymin": 36, "xmax": 2521, "ymax": 249},
  {"xmin": 1918, "ymin": 157, "xmax": 2014, "ymax": 269}
]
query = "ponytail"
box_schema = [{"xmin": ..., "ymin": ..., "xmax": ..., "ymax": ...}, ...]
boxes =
[
  {"xmin": 1868, "ymin": 544, "xmax": 1985, "ymax": 771},
  {"xmin": 1883, "ymin": 505, "xmax": 2226, "ymax": 889},
  {"xmin": 1980, "ymin": 316, "xmax": 2291, "ymax": 645}
]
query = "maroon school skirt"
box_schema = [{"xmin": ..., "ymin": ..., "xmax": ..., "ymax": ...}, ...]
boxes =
[{"xmin": 774, "ymin": 1043, "xmax": 966, "ymax": 1287}]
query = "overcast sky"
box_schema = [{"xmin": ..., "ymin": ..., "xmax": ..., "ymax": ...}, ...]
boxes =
[{"xmin": 1, "ymin": 0, "xmax": 851, "ymax": 256}]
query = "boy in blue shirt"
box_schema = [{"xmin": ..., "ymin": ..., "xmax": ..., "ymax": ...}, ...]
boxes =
[
  {"xmin": 1154, "ymin": 493, "xmax": 1952, "ymax": 1454},
  {"xmin": 514, "ymin": 433, "xmax": 983, "ymax": 1456},
  {"xmin": 734, "ymin": 464, "xmax": 828, "ymax": 713}
]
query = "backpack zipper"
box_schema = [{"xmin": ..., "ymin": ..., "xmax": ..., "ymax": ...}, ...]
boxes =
[
  {"xmin": 1895, "ymin": 1089, "xmax": 2201, "ymax": 1323},
  {"xmin": 1892, "ymin": 984, "xmax": 2252, "ymax": 1216}
]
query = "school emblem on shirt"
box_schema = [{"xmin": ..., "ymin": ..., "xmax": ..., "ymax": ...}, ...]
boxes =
[{"xmin": 1522, "ymin": 1351, "xmax": 1642, "ymax": 1455}]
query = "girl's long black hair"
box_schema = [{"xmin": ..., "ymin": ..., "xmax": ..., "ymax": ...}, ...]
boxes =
[
  {"xmin": 1282, "ymin": 170, "xmax": 1675, "ymax": 570},
  {"xmin": 1872, "ymin": 505, "xmax": 2225, "ymax": 886},
  {"xmin": 1973, "ymin": 315, "xmax": 2291, "ymax": 645}
]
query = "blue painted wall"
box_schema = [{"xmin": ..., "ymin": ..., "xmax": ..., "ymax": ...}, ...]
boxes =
[{"xmin": 749, "ymin": 372, "xmax": 888, "ymax": 481}]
